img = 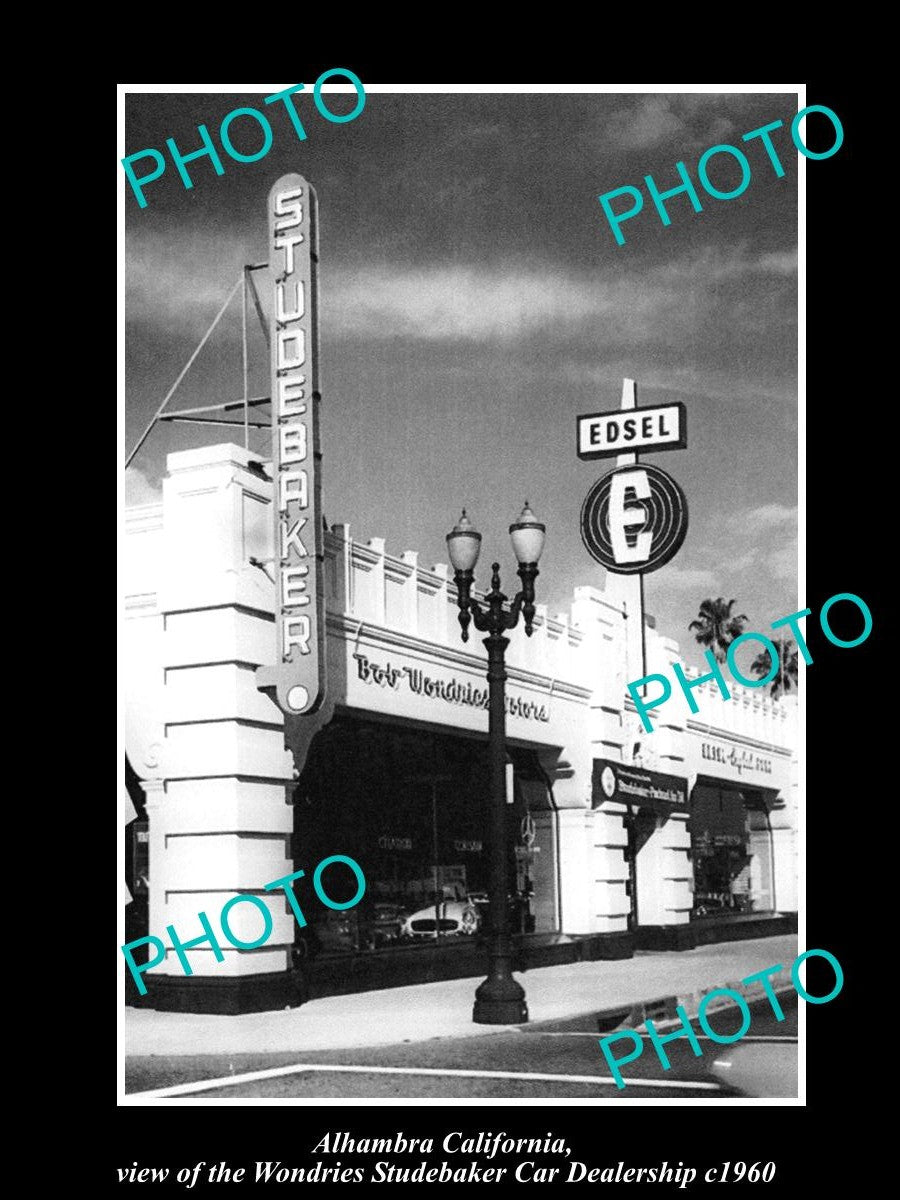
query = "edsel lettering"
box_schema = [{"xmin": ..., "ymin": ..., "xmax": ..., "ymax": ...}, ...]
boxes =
[{"xmin": 589, "ymin": 412, "xmax": 671, "ymax": 446}]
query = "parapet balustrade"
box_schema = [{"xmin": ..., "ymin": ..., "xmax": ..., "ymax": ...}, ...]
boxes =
[{"xmin": 323, "ymin": 524, "xmax": 591, "ymax": 688}]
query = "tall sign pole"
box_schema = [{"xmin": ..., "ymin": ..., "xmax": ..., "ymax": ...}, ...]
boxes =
[
  {"xmin": 614, "ymin": 379, "xmax": 647, "ymax": 681},
  {"xmin": 258, "ymin": 173, "xmax": 328, "ymax": 729}
]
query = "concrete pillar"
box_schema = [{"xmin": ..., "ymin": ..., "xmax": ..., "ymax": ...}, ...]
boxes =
[
  {"xmin": 544, "ymin": 615, "xmax": 568, "ymax": 680},
  {"xmin": 591, "ymin": 804, "xmax": 630, "ymax": 933},
  {"xmin": 635, "ymin": 811, "xmax": 692, "ymax": 926},
  {"xmin": 531, "ymin": 603, "xmax": 549, "ymax": 676},
  {"xmin": 150, "ymin": 444, "xmax": 300, "ymax": 1012},
  {"xmin": 324, "ymin": 524, "xmax": 352, "ymax": 612},
  {"xmin": 433, "ymin": 563, "xmax": 450, "ymax": 644},
  {"xmin": 556, "ymin": 808, "xmax": 593, "ymax": 932},
  {"xmin": 770, "ymin": 827, "xmax": 798, "ymax": 912},
  {"xmin": 384, "ymin": 550, "xmax": 418, "ymax": 634},
  {"xmin": 352, "ymin": 537, "xmax": 386, "ymax": 624},
  {"xmin": 648, "ymin": 630, "xmax": 687, "ymax": 774},
  {"xmin": 416, "ymin": 563, "xmax": 449, "ymax": 643}
]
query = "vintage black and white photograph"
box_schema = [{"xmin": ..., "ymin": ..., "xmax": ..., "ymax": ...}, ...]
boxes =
[{"xmin": 120, "ymin": 83, "xmax": 809, "ymax": 1113}]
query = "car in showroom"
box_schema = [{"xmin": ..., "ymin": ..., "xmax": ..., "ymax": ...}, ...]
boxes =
[
  {"xmin": 292, "ymin": 899, "xmax": 411, "ymax": 957},
  {"xmin": 370, "ymin": 901, "xmax": 407, "ymax": 947},
  {"xmin": 400, "ymin": 894, "xmax": 481, "ymax": 940}
]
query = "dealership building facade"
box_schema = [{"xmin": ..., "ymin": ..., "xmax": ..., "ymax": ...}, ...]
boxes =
[{"xmin": 123, "ymin": 441, "xmax": 798, "ymax": 1014}]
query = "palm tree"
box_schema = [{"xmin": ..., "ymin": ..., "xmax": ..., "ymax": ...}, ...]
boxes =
[
  {"xmin": 688, "ymin": 598, "xmax": 749, "ymax": 663},
  {"xmin": 751, "ymin": 636, "xmax": 799, "ymax": 699}
]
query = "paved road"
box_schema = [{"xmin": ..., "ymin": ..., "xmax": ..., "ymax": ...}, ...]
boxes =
[{"xmin": 126, "ymin": 992, "xmax": 797, "ymax": 1099}]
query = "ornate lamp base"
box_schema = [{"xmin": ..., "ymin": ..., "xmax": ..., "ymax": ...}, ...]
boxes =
[{"xmin": 472, "ymin": 975, "xmax": 529, "ymax": 1025}]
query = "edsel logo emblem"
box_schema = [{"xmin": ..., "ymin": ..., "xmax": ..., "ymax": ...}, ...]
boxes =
[{"xmin": 580, "ymin": 463, "xmax": 688, "ymax": 575}]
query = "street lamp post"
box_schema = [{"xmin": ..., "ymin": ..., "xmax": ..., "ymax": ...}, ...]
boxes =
[{"xmin": 446, "ymin": 503, "xmax": 546, "ymax": 1025}]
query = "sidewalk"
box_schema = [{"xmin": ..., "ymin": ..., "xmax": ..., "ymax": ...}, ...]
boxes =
[{"xmin": 125, "ymin": 934, "xmax": 796, "ymax": 1059}]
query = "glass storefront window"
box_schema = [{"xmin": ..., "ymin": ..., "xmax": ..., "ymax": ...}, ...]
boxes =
[
  {"xmin": 690, "ymin": 784, "xmax": 774, "ymax": 918},
  {"xmin": 292, "ymin": 715, "xmax": 550, "ymax": 957}
]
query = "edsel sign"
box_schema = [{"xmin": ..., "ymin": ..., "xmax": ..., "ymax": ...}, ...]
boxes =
[
  {"xmin": 592, "ymin": 758, "xmax": 688, "ymax": 811},
  {"xmin": 257, "ymin": 173, "xmax": 326, "ymax": 716}
]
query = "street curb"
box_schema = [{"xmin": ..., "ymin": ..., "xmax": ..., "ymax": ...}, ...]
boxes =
[
  {"xmin": 125, "ymin": 936, "xmax": 801, "ymax": 1059},
  {"xmin": 594, "ymin": 968, "xmax": 794, "ymax": 1034}
]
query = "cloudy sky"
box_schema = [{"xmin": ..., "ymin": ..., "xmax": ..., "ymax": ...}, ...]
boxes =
[{"xmin": 123, "ymin": 87, "xmax": 799, "ymax": 667}]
